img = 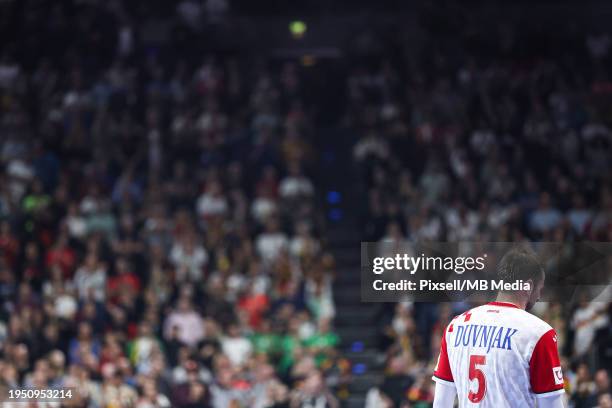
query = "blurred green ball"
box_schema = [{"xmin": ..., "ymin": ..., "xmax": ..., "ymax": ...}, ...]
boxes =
[{"xmin": 290, "ymin": 21, "xmax": 307, "ymax": 38}]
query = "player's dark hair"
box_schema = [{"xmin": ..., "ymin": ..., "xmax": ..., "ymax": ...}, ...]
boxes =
[{"xmin": 497, "ymin": 245, "xmax": 544, "ymax": 290}]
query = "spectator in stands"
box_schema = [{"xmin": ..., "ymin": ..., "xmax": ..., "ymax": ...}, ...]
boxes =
[
  {"xmin": 256, "ymin": 218, "xmax": 289, "ymax": 265},
  {"xmin": 73, "ymin": 253, "xmax": 106, "ymax": 302},
  {"xmin": 163, "ymin": 298, "xmax": 205, "ymax": 348},
  {"xmin": 289, "ymin": 370, "xmax": 339, "ymax": 408}
]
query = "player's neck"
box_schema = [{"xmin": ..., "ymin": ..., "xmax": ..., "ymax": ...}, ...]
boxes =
[{"xmin": 494, "ymin": 293, "xmax": 527, "ymax": 310}]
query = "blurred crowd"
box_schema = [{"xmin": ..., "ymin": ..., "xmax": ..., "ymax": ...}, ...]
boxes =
[
  {"xmin": 0, "ymin": 2, "xmax": 349, "ymax": 408},
  {"xmin": 350, "ymin": 12, "xmax": 612, "ymax": 408},
  {"xmin": 1, "ymin": 1, "xmax": 611, "ymax": 408}
]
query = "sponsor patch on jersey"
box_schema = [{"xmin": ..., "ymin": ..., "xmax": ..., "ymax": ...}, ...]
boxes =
[{"xmin": 553, "ymin": 366, "xmax": 564, "ymax": 385}]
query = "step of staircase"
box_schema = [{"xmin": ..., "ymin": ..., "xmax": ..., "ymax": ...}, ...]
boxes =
[
  {"xmin": 333, "ymin": 283, "xmax": 361, "ymax": 305},
  {"xmin": 343, "ymin": 395, "xmax": 366, "ymax": 408},
  {"xmin": 334, "ymin": 304, "xmax": 379, "ymax": 326},
  {"xmin": 337, "ymin": 326, "xmax": 380, "ymax": 350},
  {"xmin": 334, "ymin": 267, "xmax": 362, "ymax": 284},
  {"xmin": 347, "ymin": 372, "xmax": 383, "ymax": 394},
  {"xmin": 345, "ymin": 349, "xmax": 385, "ymax": 371}
]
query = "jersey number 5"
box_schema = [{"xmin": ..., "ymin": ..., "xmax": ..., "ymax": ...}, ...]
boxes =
[{"xmin": 468, "ymin": 354, "xmax": 486, "ymax": 403}]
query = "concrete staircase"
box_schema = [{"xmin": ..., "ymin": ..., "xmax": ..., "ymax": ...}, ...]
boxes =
[{"xmin": 316, "ymin": 128, "xmax": 386, "ymax": 407}]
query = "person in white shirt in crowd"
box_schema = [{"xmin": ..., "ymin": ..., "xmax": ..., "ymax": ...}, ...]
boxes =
[
  {"xmin": 256, "ymin": 217, "xmax": 288, "ymax": 264},
  {"xmin": 170, "ymin": 232, "xmax": 208, "ymax": 282},
  {"xmin": 567, "ymin": 193, "xmax": 592, "ymax": 235},
  {"xmin": 529, "ymin": 192, "xmax": 562, "ymax": 233},
  {"xmin": 289, "ymin": 220, "xmax": 320, "ymax": 259},
  {"xmin": 571, "ymin": 295, "xmax": 609, "ymax": 357},
  {"xmin": 352, "ymin": 131, "xmax": 390, "ymax": 162},
  {"xmin": 251, "ymin": 187, "xmax": 278, "ymax": 225},
  {"xmin": 197, "ymin": 179, "xmax": 228, "ymax": 219},
  {"xmin": 279, "ymin": 162, "xmax": 314, "ymax": 199},
  {"xmin": 220, "ymin": 323, "xmax": 253, "ymax": 367},
  {"xmin": 73, "ymin": 253, "xmax": 107, "ymax": 302}
]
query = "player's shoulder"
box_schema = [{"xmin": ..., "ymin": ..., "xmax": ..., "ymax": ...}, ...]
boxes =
[
  {"xmin": 511, "ymin": 308, "xmax": 553, "ymax": 337},
  {"xmin": 471, "ymin": 302, "xmax": 554, "ymax": 337}
]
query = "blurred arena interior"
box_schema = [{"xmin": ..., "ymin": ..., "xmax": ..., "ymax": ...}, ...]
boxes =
[{"xmin": 0, "ymin": 0, "xmax": 611, "ymax": 407}]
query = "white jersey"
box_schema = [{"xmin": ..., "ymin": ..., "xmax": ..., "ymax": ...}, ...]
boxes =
[{"xmin": 433, "ymin": 302, "xmax": 565, "ymax": 407}]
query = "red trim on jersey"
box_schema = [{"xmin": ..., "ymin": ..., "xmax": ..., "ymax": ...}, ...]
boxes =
[
  {"xmin": 433, "ymin": 374, "xmax": 454, "ymax": 384},
  {"xmin": 529, "ymin": 329, "xmax": 565, "ymax": 395},
  {"xmin": 433, "ymin": 327, "xmax": 454, "ymax": 382},
  {"xmin": 487, "ymin": 301, "xmax": 521, "ymax": 309}
]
